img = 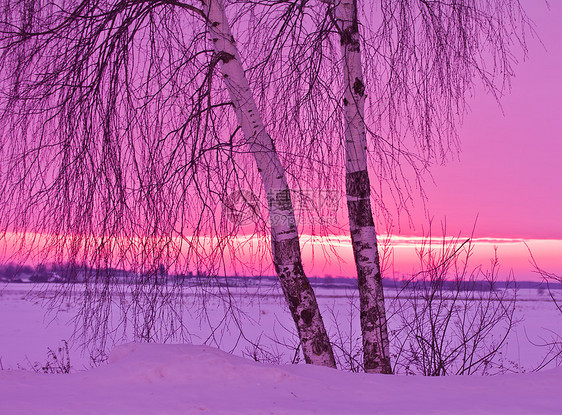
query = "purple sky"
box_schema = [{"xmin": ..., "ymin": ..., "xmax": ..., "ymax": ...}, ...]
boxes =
[
  {"xmin": 2, "ymin": 1, "xmax": 559, "ymax": 281},
  {"xmin": 416, "ymin": 0, "xmax": 561, "ymax": 240},
  {"xmin": 300, "ymin": 1, "xmax": 562, "ymax": 280}
]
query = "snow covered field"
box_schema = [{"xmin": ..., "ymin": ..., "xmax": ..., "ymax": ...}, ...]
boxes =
[
  {"xmin": 0, "ymin": 283, "xmax": 561, "ymax": 414},
  {"xmin": 1, "ymin": 342, "xmax": 561, "ymax": 415}
]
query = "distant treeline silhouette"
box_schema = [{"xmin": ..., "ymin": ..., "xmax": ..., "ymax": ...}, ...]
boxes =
[{"xmin": 0, "ymin": 262, "xmax": 560, "ymax": 291}]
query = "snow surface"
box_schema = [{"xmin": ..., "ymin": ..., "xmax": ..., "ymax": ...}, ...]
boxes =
[
  {"xmin": 1, "ymin": 342, "xmax": 561, "ymax": 415},
  {"xmin": 1, "ymin": 284, "xmax": 561, "ymax": 372},
  {"xmin": 1, "ymin": 284, "xmax": 561, "ymax": 413}
]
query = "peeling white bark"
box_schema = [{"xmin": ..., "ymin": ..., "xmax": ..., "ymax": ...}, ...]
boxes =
[
  {"xmin": 201, "ymin": 0, "xmax": 336, "ymax": 368},
  {"xmin": 333, "ymin": 0, "xmax": 392, "ymax": 374}
]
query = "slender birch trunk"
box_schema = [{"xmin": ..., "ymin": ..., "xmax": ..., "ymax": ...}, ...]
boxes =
[
  {"xmin": 201, "ymin": 0, "xmax": 336, "ymax": 368},
  {"xmin": 333, "ymin": 0, "xmax": 392, "ymax": 374}
]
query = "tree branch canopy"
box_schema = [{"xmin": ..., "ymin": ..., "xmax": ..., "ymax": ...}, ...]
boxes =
[{"xmin": 0, "ymin": 0, "xmax": 273, "ymax": 274}]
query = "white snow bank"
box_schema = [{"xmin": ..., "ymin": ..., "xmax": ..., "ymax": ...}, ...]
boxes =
[{"xmin": 1, "ymin": 343, "xmax": 561, "ymax": 414}]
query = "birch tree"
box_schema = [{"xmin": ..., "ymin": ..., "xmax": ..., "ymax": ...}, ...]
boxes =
[
  {"xmin": 0, "ymin": 0, "xmax": 335, "ymax": 368},
  {"xmin": 202, "ymin": 0, "xmax": 335, "ymax": 367},
  {"xmin": 328, "ymin": 0, "xmax": 529, "ymax": 373},
  {"xmin": 331, "ymin": 0, "xmax": 391, "ymax": 374},
  {"xmin": 237, "ymin": 0, "xmax": 529, "ymax": 373},
  {"xmin": 0, "ymin": 0, "xmax": 531, "ymax": 372}
]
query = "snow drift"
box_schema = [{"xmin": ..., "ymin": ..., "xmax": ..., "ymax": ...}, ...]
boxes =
[{"xmin": 1, "ymin": 342, "xmax": 561, "ymax": 414}]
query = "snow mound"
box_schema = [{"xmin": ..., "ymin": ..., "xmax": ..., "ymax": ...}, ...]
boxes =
[
  {"xmin": 1, "ymin": 342, "xmax": 561, "ymax": 414},
  {"xmin": 107, "ymin": 342, "xmax": 296, "ymax": 384}
]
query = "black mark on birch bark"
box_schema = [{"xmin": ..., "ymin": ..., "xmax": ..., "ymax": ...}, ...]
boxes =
[
  {"xmin": 348, "ymin": 200, "xmax": 375, "ymax": 227},
  {"xmin": 340, "ymin": 25, "xmax": 360, "ymax": 52},
  {"xmin": 346, "ymin": 169, "xmax": 370, "ymax": 198},
  {"xmin": 352, "ymin": 241, "xmax": 375, "ymax": 269},
  {"xmin": 272, "ymin": 237, "xmax": 300, "ymax": 265},
  {"xmin": 300, "ymin": 309, "xmax": 314, "ymax": 326},
  {"xmin": 217, "ymin": 51, "xmax": 235, "ymax": 63},
  {"xmin": 363, "ymin": 343, "xmax": 381, "ymax": 371},
  {"xmin": 353, "ymin": 78, "xmax": 365, "ymax": 96},
  {"xmin": 311, "ymin": 335, "xmax": 332, "ymax": 356},
  {"xmin": 361, "ymin": 305, "xmax": 382, "ymax": 333},
  {"xmin": 274, "ymin": 188, "xmax": 292, "ymax": 211}
]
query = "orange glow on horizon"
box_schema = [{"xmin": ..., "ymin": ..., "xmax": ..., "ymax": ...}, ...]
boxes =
[{"xmin": 2, "ymin": 231, "xmax": 560, "ymax": 282}]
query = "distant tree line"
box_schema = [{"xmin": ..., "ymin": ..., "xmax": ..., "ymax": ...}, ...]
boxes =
[{"xmin": 2, "ymin": 262, "xmax": 557, "ymax": 292}]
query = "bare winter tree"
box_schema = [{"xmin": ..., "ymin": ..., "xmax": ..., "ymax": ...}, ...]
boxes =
[
  {"xmin": 389, "ymin": 233, "xmax": 518, "ymax": 376},
  {"xmin": 235, "ymin": 0, "xmax": 530, "ymax": 373},
  {"xmin": 329, "ymin": 0, "xmax": 392, "ymax": 373},
  {"xmin": 202, "ymin": 0, "xmax": 335, "ymax": 367},
  {"xmin": 529, "ymin": 251, "xmax": 562, "ymax": 316},
  {"xmin": 528, "ymin": 250, "xmax": 562, "ymax": 370},
  {"xmin": 322, "ymin": 229, "xmax": 519, "ymax": 375},
  {"xmin": 0, "ymin": 0, "xmax": 335, "ymax": 367},
  {"xmin": 0, "ymin": 0, "xmax": 531, "ymax": 372}
]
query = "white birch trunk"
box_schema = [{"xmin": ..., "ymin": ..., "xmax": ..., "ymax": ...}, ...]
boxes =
[
  {"xmin": 201, "ymin": 0, "xmax": 336, "ymax": 368},
  {"xmin": 333, "ymin": 0, "xmax": 392, "ymax": 374}
]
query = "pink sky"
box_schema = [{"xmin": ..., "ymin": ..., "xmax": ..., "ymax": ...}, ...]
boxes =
[
  {"xmin": 301, "ymin": 1, "xmax": 562, "ymax": 281},
  {"xmin": 417, "ymin": 0, "xmax": 562, "ymax": 240},
  {"xmin": 1, "ymin": 1, "xmax": 559, "ymax": 282}
]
